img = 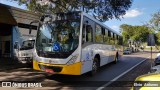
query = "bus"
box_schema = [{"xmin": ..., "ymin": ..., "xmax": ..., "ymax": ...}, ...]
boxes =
[{"xmin": 31, "ymin": 11, "xmax": 123, "ymax": 75}]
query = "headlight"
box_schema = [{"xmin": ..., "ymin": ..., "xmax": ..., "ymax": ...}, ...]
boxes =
[
  {"xmin": 66, "ymin": 55, "xmax": 78, "ymax": 65},
  {"xmin": 36, "ymin": 57, "xmax": 43, "ymax": 62}
]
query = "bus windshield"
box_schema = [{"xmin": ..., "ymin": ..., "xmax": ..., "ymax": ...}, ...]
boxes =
[
  {"xmin": 20, "ymin": 40, "xmax": 35, "ymax": 50},
  {"xmin": 36, "ymin": 20, "xmax": 80, "ymax": 58}
]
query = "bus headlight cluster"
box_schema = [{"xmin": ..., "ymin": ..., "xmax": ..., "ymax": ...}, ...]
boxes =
[
  {"xmin": 35, "ymin": 57, "xmax": 43, "ymax": 62},
  {"xmin": 66, "ymin": 55, "xmax": 78, "ymax": 65}
]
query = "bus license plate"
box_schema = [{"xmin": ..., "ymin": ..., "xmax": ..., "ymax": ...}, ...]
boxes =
[{"xmin": 45, "ymin": 69, "xmax": 54, "ymax": 74}]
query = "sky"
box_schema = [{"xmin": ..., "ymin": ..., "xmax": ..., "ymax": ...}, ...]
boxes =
[
  {"xmin": 104, "ymin": 0, "xmax": 160, "ymax": 33},
  {"xmin": 0, "ymin": 0, "xmax": 160, "ymax": 33},
  {"xmin": 0, "ymin": 0, "xmax": 27, "ymax": 9}
]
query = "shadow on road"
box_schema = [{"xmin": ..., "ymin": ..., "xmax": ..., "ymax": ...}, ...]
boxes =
[{"xmin": 0, "ymin": 51, "xmax": 156, "ymax": 89}]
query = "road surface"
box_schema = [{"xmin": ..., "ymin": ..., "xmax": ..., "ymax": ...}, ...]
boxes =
[{"xmin": 0, "ymin": 51, "xmax": 155, "ymax": 90}]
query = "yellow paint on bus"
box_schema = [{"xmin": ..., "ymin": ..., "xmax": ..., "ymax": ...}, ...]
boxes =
[{"xmin": 33, "ymin": 60, "xmax": 82, "ymax": 75}]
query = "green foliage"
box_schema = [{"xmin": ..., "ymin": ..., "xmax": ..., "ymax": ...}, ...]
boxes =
[
  {"xmin": 120, "ymin": 24, "xmax": 152, "ymax": 45},
  {"xmin": 147, "ymin": 11, "xmax": 160, "ymax": 45},
  {"xmin": 155, "ymin": 32, "xmax": 160, "ymax": 45},
  {"xmin": 148, "ymin": 11, "xmax": 160, "ymax": 31},
  {"xmin": 12, "ymin": 0, "xmax": 133, "ymax": 21},
  {"xmin": 121, "ymin": 11, "xmax": 160, "ymax": 46}
]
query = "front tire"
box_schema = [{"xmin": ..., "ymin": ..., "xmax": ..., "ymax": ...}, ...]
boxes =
[{"xmin": 90, "ymin": 58, "xmax": 99, "ymax": 76}]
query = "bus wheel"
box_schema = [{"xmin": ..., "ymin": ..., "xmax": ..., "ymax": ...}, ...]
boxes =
[{"xmin": 90, "ymin": 58, "xmax": 99, "ymax": 76}]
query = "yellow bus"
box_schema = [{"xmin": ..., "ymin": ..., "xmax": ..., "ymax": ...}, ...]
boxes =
[{"xmin": 31, "ymin": 11, "xmax": 123, "ymax": 75}]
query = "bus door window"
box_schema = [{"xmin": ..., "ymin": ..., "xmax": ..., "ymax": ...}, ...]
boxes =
[
  {"xmin": 82, "ymin": 24, "xmax": 86, "ymax": 44},
  {"xmin": 82, "ymin": 24, "xmax": 93, "ymax": 44},
  {"xmin": 86, "ymin": 25, "xmax": 92, "ymax": 42}
]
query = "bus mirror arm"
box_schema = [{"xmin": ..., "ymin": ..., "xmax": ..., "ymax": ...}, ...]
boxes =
[
  {"xmin": 14, "ymin": 42, "xmax": 19, "ymax": 50},
  {"xmin": 29, "ymin": 20, "xmax": 40, "ymax": 34},
  {"xmin": 29, "ymin": 26, "xmax": 32, "ymax": 34}
]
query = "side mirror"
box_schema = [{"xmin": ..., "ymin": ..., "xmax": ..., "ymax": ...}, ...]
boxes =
[{"xmin": 14, "ymin": 42, "xmax": 18, "ymax": 49}]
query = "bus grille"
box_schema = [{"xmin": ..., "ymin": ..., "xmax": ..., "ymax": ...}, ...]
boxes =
[{"xmin": 38, "ymin": 64, "xmax": 63, "ymax": 72}]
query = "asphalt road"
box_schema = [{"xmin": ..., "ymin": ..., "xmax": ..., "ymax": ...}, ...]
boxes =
[
  {"xmin": 42, "ymin": 51, "xmax": 150, "ymax": 90},
  {"xmin": 0, "ymin": 51, "xmax": 153, "ymax": 90}
]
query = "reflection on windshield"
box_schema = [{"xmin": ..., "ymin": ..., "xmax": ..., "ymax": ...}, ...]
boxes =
[
  {"xmin": 20, "ymin": 40, "xmax": 35, "ymax": 50},
  {"xmin": 36, "ymin": 20, "xmax": 80, "ymax": 58}
]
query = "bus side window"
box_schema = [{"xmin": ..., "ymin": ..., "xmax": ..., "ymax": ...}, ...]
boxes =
[{"xmin": 86, "ymin": 25, "xmax": 92, "ymax": 42}]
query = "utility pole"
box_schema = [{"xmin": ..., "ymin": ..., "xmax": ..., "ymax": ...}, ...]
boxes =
[{"xmin": 147, "ymin": 34, "xmax": 155, "ymax": 68}]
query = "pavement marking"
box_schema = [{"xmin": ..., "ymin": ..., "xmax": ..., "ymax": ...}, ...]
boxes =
[{"xmin": 96, "ymin": 56, "xmax": 150, "ymax": 90}]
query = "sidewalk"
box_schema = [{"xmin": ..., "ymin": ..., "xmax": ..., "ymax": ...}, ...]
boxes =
[
  {"xmin": 0, "ymin": 57, "xmax": 27, "ymax": 71},
  {"xmin": 0, "ymin": 57, "xmax": 47, "ymax": 79}
]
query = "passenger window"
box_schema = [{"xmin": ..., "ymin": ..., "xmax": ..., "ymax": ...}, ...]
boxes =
[
  {"xmin": 104, "ymin": 29, "xmax": 109, "ymax": 44},
  {"xmin": 110, "ymin": 32, "xmax": 115, "ymax": 44},
  {"xmin": 108, "ymin": 31, "xmax": 111, "ymax": 37},
  {"xmin": 95, "ymin": 25, "xmax": 103, "ymax": 43}
]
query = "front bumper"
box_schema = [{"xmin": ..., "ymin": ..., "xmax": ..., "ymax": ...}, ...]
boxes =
[
  {"xmin": 33, "ymin": 60, "xmax": 82, "ymax": 75},
  {"xmin": 18, "ymin": 57, "xmax": 33, "ymax": 64}
]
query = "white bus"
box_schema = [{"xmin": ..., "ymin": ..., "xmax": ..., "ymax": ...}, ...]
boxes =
[{"xmin": 32, "ymin": 12, "xmax": 123, "ymax": 75}]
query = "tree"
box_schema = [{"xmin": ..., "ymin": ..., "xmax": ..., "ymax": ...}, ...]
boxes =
[
  {"xmin": 146, "ymin": 11, "xmax": 160, "ymax": 45},
  {"xmin": 155, "ymin": 32, "xmax": 160, "ymax": 45},
  {"xmin": 12, "ymin": 0, "xmax": 133, "ymax": 21},
  {"xmin": 120, "ymin": 24, "xmax": 134, "ymax": 44},
  {"xmin": 146, "ymin": 11, "xmax": 160, "ymax": 32},
  {"xmin": 120, "ymin": 24, "xmax": 152, "ymax": 45}
]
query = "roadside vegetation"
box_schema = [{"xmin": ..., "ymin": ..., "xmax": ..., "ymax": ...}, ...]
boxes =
[
  {"xmin": 12, "ymin": 0, "xmax": 133, "ymax": 21},
  {"xmin": 120, "ymin": 11, "xmax": 160, "ymax": 49},
  {"xmin": 13, "ymin": 0, "xmax": 160, "ymax": 49}
]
